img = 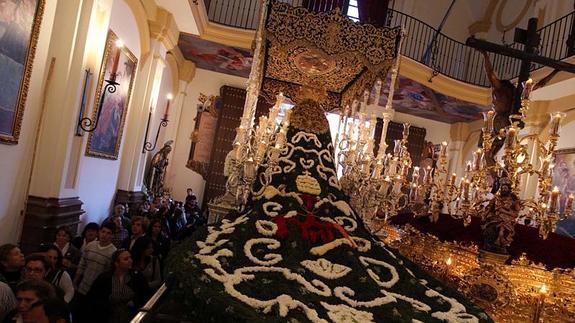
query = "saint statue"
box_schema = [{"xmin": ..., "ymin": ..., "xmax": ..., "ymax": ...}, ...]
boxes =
[
  {"xmin": 481, "ymin": 177, "xmax": 520, "ymax": 254},
  {"xmin": 145, "ymin": 140, "xmax": 173, "ymax": 198}
]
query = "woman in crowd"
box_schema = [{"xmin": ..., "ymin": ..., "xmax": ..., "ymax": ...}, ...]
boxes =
[
  {"xmin": 0, "ymin": 244, "xmax": 24, "ymax": 290},
  {"xmin": 147, "ymin": 218, "xmax": 170, "ymax": 263},
  {"xmin": 131, "ymin": 237, "xmax": 162, "ymax": 290},
  {"xmin": 71, "ymin": 222, "xmax": 99, "ymax": 252},
  {"xmin": 87, "ymin": 249, "xmax": 150, "ymax": 323},
  {"xmin": 53, "ymin": 226, "xmax": 81, "ymax": 277},
  {"xmin": 41, "ymin": 245, "xmax": 74, "ymax": 303}
]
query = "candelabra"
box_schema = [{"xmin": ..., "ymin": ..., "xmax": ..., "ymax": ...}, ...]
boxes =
[
  {"xmin": 446, "ymin": 79, "xmax": 572, "ymax": 239},
  {"xmin": 226, "ymin": 93, "xmax": 289, "ymax": 209}
]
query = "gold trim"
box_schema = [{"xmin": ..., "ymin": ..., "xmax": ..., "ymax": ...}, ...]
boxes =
[
  {"xmin": 85, "ymin": 30, "xmax": 138, "ymax": 160},
  {"xmin": 0, "ymin": 0, "xmax": 45, "ymax": 145}
]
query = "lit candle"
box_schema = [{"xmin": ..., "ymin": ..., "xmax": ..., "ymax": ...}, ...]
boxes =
[
  {"xmin": 450, "ymin": 173, "xmax": 457, "ymax": 186},
  {"xmin": 163, "ymin": 93, "xmax": 173, "ymax": 119},
  {"xmin": 566, "ymin": 194, "xmax": 574, "ymax": 215},
  {"xmin": 412, "ymin": 167, "xmax": 420, "ymax": 184},
  {"xmin": 532, "ymin": 284, "xmax": 548, "ymax": 323},
  {"xmin": 506, "ymin": 127, "xmax": 516, "ymax": 146},
  {"xmin": 462, "ymin": 179, "xmax": 470, "ymax": 200},
  {"xmin": 549, "ymin": 112, "xmax": 565, "ymax": 136},
  {"xmin": 380, "ymin": 176, "xmax": 391, "ymax": 194},
  {"xmin": 522, "ymin": 78, "xmax": 534, "ymax": 100},
  {"xmin": 483, "ymin": 110, "xmax": 495, "ymax": 133},
  {"xmin": 474, "ymin": 148, "xmax": 483, "ymax": 171},
  {"xmin": 425, "ymin": 166, "xmax": 433, "ymax": 185},
  {"xmin": 440, "ymin": 141, "xmax": 448, "ymax": 158},
  {"xmin": 549, "ymin": 186, "xmax": 561, "ymax": 213},
  {"xmin": 402, "ymin": 123, "xmax": 411, "ymax": 139},
  {"xmin": 410, "ymin": 183, "xmax": 419, "ymax": 201}
]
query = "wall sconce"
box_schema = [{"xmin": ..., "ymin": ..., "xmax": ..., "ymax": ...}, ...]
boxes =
[
  {"xmin": 142, "ymin": 93, "xmax": 172, "ymax": 153},
  {"xmin": 78, "ymin": 39, "xmax": 124, "ymax": 133}
]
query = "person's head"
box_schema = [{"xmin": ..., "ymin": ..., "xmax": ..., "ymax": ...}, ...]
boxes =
[
  {"xmin": 15, "ymin": 280, "xmax": 56, "ymax": 319},
  {"xmin": 54, "ymin": 226, "xmax": 73, "ymax": 247},
  {"xmin": 0, "ymin": 0, "xmax": 18, "ymax": 24},
  {"xmin": 114, "ymin": 204, "xmax": 126, "ymax": 217},
  {"xmin": 40, "ymin": 245, "xmax": 63, "ymax": 270},
  {"xmin": 24, "ymin": 254, "xmax": 49, "ymax": 281},
  {"xmin": 131, "ymin": 216, "xmax": 149, "ymax": 236},
  {"xmin": 111, "ymin": 249, "xmax": 132, "ymax": 272},
  {"xmin": 131, "ymin": 237, "xmax": 154, "ymax": 264},
  {"xmin": 186, "ymin": 188, "xmax": 193, "ymax": 196},
  {"xmin": 99, "ymin": 222, "xmax": 116, "ymax": 245},
  {"xmin": 499, "ymin": 177, "xmax": 512, "ymax": 196},
  {"xmin": 0, "ymin": 243, "xmax": 25, "ymax": 271},
  {"xmin": 148, "ymin": 218, "xmax": 163, "ymax": 237},
  {"xmin": 82, "ymin": 222, "xmax": 99, "ymax": 242}
]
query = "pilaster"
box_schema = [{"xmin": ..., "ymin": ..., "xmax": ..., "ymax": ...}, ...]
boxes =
[{"xmin": 116, "ymin": 40, "xmax": 167, "ymax": 193}]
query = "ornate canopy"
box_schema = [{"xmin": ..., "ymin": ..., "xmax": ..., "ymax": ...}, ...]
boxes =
[{"xmin": 260, "ymin": 2, "xmax": 402, "ymax": 111}]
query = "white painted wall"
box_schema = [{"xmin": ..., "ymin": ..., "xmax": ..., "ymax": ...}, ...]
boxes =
[
  {"xmin": 0, "ymin": 1, "xmax": 58, "ymax": 244},
  {"xmin": 167, "ymin": 68, "xmax": 248, "ymax": 205},
  {"xmin": 76, "ymin": 0, "xmax": 141, "ymax": 225}
]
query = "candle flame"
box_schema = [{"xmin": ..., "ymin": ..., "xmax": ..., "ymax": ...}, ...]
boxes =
[
  {"xmin": 166, "ymin": 93, "xmax": 173, "ymax": 100},
  {"xmin": 446, "ymin": 257, "xmax": 452, "ymax": 266},
  {"xmin": 115, "ymin": 39, "xmax": 124, "ymax": 48},
  {"xmin": 539, "ymin": 284, "xmax": 548, "ymax": 294}
]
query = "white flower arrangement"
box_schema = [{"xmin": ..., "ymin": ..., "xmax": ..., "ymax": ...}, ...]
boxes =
[
  {"xmin": 244, "ymin": 238, "xmax": 283, "ymax": 266},
  {"xmin": 263, "ymin": 201, "xmax": 283, "ymax": 217},
  {"xmin": 301, "ymin": 258, "xmax": 352, "ymax": 279},
  {"xmin": 310, "ymin": 238, "xmax": 354, "ymax": 256},
  {"xmin": 255, "ymin": 220, "xmax": 278, "ymax": 236},
  {"xmin": 321, "ymin": 302, "xmax": 375, "ymax": 323},
  {"xmin": 426, "ymin": 289, "xmax": 479, "ymax": 323},
  {"xmin": 359, "ymin": 256, "xmax": 399, "ymax": 288}
]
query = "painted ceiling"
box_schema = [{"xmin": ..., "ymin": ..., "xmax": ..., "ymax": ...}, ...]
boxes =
[
  {"xmin": 178, "ymin": 33, "xmax": 253, "ymax": 78},
  {"xmin": 378, "ymin": 74, "xmax": 490, "ymax": 124},
  {"xmin": 177, "ymin": 33, "xmax": 489, "ymax": 124}
]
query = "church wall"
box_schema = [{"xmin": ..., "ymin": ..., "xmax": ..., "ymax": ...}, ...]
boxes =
[
  {"xmin": 392, "ymin": 111, "xmax": 452, "ymax": 144},
  {"xmin": 0, "ymin": 1, "xmax": 58, "ymax": 244},
  {"xmin": 167, "ymin": 68, "xmax": 248, "ymax": 206},
  {"xmin": 76, "ymin": 0, "xmax": 142, "ymax": 226}
]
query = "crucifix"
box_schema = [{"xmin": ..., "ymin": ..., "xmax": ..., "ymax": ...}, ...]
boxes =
[
  {"xmin": 466, "ymin": 17, "xmax": 575, "ymax": 116},
  {"xmin": 466, "ymin": 17, "xmax": 575, "ymax": 191}
]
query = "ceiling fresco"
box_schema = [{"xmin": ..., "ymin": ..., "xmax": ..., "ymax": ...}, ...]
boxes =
[
  {"xmin": 178, "ymin": 33, "xmax": 253, "ymax": 78},
  {"xmin": 377, "ymin": 74, "xmax": 491, "ymax": 124},
  {"xmin": 177, "ymin": 33, "xmax": 489, "ymax": 124}
]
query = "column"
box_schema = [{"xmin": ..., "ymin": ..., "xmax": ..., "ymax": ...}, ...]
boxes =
[{"xmin": 22, "ymin": 0, "xmax": 112, "ymax": 252}]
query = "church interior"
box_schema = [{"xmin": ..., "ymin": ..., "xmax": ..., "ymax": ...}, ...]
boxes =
[{"xmin": 2, "ymin": 0, "xmax": 575, "ymax": 322}]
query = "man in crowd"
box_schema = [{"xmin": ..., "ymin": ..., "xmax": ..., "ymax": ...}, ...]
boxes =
[
  {"xmin": 74, "ymin": 222, "xmax": 117, "ymax": 297},
  {"xmin": 122, "ymin": 216, "xmax": 149, "ymax": 251},
  {"xmin": 102, "ymin": 204, "xmax": 131, "ymax": 248}
]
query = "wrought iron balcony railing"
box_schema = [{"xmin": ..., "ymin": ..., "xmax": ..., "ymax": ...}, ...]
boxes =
[{"xmin": 201, "ymin": 0, "xmax": 575, "ymax": 88}]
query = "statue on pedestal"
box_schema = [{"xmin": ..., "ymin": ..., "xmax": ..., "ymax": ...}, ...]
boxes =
[
  {"xmin": 145, "ymin": 140, "xmax": 173, "ymax": 198},
  {"xmin": 481, "ymin": 177, "xmax": 520, "ymax": 254}
]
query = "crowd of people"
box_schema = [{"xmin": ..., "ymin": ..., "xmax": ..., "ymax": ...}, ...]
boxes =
[{"xmin": 0, "ymin": 189, "xmax": 205, "ymax": 323}]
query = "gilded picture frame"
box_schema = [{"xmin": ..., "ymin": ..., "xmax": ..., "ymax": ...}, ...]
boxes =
[
  {"xmin": 553, "ymin": 148, "xmax": 575, "ymax": 237},
  {"xmin": 86, "ymin": 30, "xmax": 137, "ymax": 160},
  {"xmin": 0, "ymin": 0, "xmax": 45, "ymax": 144}
]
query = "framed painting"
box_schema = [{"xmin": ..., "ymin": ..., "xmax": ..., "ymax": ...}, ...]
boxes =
[
  {"xmin": 553, "ymin": 148, "xmax": 575, "ymax": 237},
  {"xmin": 86, "ymin": 30, "xmax": 137, "ymax": 159},
  {"xmin": 0, "ymin": 0, "xmax": 45, "ymax": 144}
]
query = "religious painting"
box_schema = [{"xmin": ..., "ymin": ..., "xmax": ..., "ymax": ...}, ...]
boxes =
[
  {"xmin": 377, "ymin": 74, "xmax": 490, "ymax": 124},
  {"xmin": 86, "ymin": 30, "xmax": 137, "ymax": 159},
  {"xmin": 186, "ymin": 93, "xmax": 222, "ymax": 179},
  {"xmin": 178, "ymin": 33, "xmax": 252, "ymax": 78},
  {"xmin": 553, "ymin": 148, "xmax": 575, "ymax": 238},
  {"xmin": 0, "ymin": 0, "xmax": 44, "ymax": 144}
]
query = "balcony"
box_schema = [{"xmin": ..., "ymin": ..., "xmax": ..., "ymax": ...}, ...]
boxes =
[{"xmin": 201, "ymin": 0, "xmax": 575, "ymax": 87}]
